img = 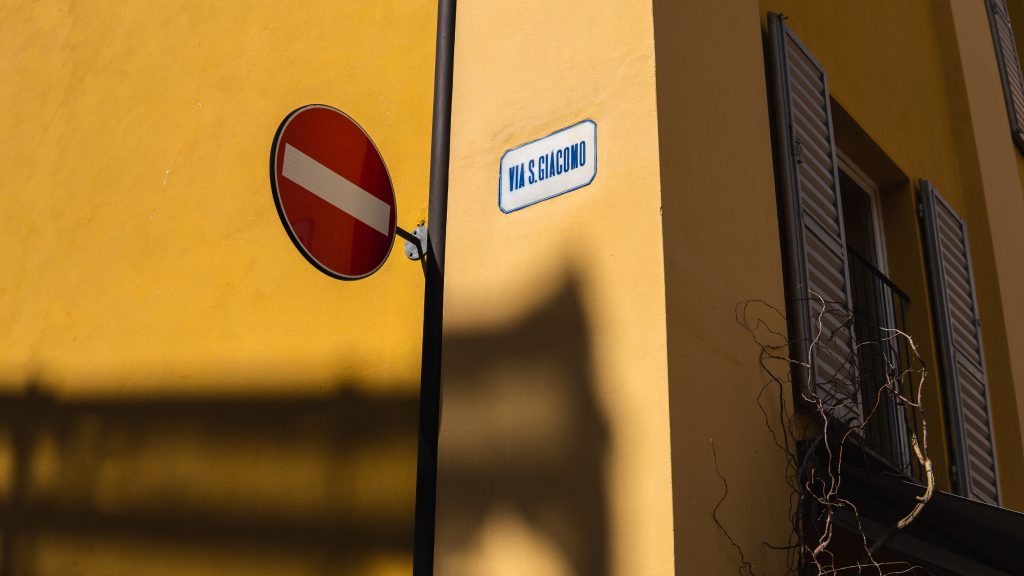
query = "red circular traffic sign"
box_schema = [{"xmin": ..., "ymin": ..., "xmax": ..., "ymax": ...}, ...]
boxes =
[{"xmin": 270, "ymin": 104, "xmax": 397, "ymax": 280}]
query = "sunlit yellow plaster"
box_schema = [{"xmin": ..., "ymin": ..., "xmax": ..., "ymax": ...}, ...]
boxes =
[
  {"xmin": 0, "ymin": 1, "xmax": 435, "ymax": 573},
  {"xmin": 437, "ymin": 2, "xmax": 675, "ymax": 576},
  {"xmin": 0, "ymin": 0, "xmax": 433, "ymax": 394}
]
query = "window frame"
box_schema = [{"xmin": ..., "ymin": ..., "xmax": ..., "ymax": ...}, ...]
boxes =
[{"xmin": 837, "ymin": 151, "xmax": 889, "ymax": 274}]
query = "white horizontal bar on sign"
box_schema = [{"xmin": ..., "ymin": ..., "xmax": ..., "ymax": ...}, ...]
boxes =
[{"xmin": 282, "ymin": 143, "xmax": 391, "ymax": 236}]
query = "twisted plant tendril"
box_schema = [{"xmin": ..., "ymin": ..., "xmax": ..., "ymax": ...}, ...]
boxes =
[{"xmin": 715, "ymin": 296, "xmax": 935, "ymax": 576}]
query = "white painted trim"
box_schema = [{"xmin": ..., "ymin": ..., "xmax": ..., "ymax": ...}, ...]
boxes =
[{"xmin": 838, "ymin": 150, "xmax": 889, "ymax": 273}]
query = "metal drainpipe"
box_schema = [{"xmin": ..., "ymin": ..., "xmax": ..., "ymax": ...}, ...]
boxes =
[{"xmin": 413, "ymin": 1, "xmax": 455, "ymax": 575}]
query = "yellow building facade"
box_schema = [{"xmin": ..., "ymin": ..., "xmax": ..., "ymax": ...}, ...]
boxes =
[
  {"xmin": 1, "ymin": 1, "xmax": 435, "ymax": 574},
  {"xmin": 3, "ymin": 1, "xmax": 1024, "ymax": 575}
]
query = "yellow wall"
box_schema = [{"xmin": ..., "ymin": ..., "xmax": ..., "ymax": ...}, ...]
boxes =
[
  {"xmin": 939, "ymin": 0, "xmax": 1024, "ymax": 511},
  {"xmin": 436, "ymin": 1, "xmax": 796, "ymax": 575},
  {"xmin": 654, "ymin": 1, "xmax": 792, "ymax": 574},
  {"xmin": 7, "ymin": 1, "xmax": 1024, "ymax": 575},
  {"xmin": 0, "ymin": 1, "xmax": 435, "ymax": 573},
  {"xmin": 436, "ymin": 2, "xmax": 676, "ymax": 575}
]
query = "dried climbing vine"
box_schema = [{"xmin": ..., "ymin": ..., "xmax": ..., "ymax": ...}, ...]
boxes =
[{"xmin": 719, "ymin": 293, "xmax": 936, "ymax": 576}]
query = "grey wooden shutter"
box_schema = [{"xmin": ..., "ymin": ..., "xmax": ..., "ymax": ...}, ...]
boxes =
[
  {"xmin": 918, "ymin": 180, "xmax": 1000, "ymax": 505},
  {"xmin": 987, "ymin": 0, "xmax": 1024, "ymax": 152},
  {"xmin": 767, "ymin": 13, "xmax": 861, "ymax": 426}
]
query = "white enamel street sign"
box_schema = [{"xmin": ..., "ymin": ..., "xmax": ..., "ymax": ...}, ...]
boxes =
[{"xmin": 499, "ymin": 120, "xmax": 597, "ymax": 213}]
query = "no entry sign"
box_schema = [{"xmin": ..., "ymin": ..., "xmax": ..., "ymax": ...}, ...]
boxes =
[{"xmin": 270, "ymin": 104, "xmax": 397, "ymax": 280}]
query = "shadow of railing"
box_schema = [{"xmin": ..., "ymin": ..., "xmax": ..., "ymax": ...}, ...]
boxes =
[
  {"xmin": 0, "ymin": 383, "xmax": 419, "ymax": 575},
  {"xmin": 0, "ymin": 277, "xmax": 610, "ymax": 575}
]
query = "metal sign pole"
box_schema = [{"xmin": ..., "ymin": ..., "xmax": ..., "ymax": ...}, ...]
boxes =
[{"xmin": 412, "ymin": 1, "xmax": 456, "ymax": 575}]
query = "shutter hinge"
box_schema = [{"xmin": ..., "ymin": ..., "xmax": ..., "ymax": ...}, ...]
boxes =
[
  {"xmin": 792, "ymin": 137, "xmax": 805, "ymax": 164},
  {"xmin": 916, "ymin": 201, "xmax": 925, "ymax": 220}
]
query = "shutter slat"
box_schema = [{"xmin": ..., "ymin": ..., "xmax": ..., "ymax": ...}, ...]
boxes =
[
  {"xmin": 795, "ymin": 138, "xmax": 835, "ymax": 176},
  {"xmin": 939, "ymin": 234, "xmax": 968, "ymax": 263},
  {"xmin": 968, "ymin": 453, "xmax": 997, "ymax": 487},
  {"xmin": 793, "ymin": 134, "xmax": 835, "ymax": 179},
  {"xmin": 1007, "ymin": 72, "xmax": 1024, "ymax": 104},
  {"xmin": 951, "ymin": 321, "xmax": 981, "ymax": 356},
  {"xmin": 805, "ymin": 224, "xmax": 850, "ymax": 298},
  {"xmin": 1002, "ymin": 52, "xmax": 1024, "ymax": 92},
  {"xmin": 966, "ymin": 454, "xmax": 999, "ymax": 504},
  {"xmin": 919, "ymin": 180, "xmax": 1000, "ymax": 504},
  {"xmin": 966, "ymin": 441, "xmax": 997, "ymax": 471},
  {"xmin": 943, "ymin": 265, "xmax": 974, "ymax": 307},
  {"xmin": 961, "ymin": 390, "xmax": 991, "ymax": 428},
  {"xmin": 806, "ymin": 257, "xmax": 845, "ymax": 296},
  {"xmin": 769, "ymin": 13, "xmax": 860, "ymax": 426},
  {"xmin": 790, "ymin": 99, "xmax": 829, "ymax": 143},
  {"xmin": 802, "ymin": 197, "xmax": 836, "ymax": 230},
  {"xmin": 787, "ymin": 67, "xmax": 828, "ymax": 113},
  {"xmin": 799, "ymin": 186, "xmax": 842, "ymax": 236},
  {"xmin": 938, "ymin": 229, "xmax": 967, "ymax": 262},
  {"xmin": 936, "ymin": 208, "xmax": 964, "ymax": 243},
  {"xmin": 1005, "ymin": 64, "xmax": 1024, "ymax": 96},
  {"xmin": 947, "ymin": 284, "xmax": 975, "ymax": 320},
  {"xmin": 967, "ymin": 442, "xmax": 997, "ymax": 472},
  {"xmin": 963, "ymin": 430, "xmax": 993, "ymax": 463},
  {"xmin": 786, "ymin": 39, "xmax": 825, "ymax": 85},
  {"xmin": 815, "ymin": 355, "xmax": 849, "ymax": 383},
  {"xmin": 941, "ymin": 255, "xmax": 971, "ymax": 297},
  {"xmin": 796, "ymin": 137, "xmax": 838, "ymax": 184},
  {"xmin": 948, "ymin": 303, "xmax": 977, "ymax": 338},
  {"xmin": 790, "ymin": 101, "xmax": 830, "ymax": 144},
  {"xmin": 787, "ymin": 63, "xmax": 827, "ymax": 102},
  {"xmin": 797, "ymin": 158, "xmax": 838, "ymax": 199}
]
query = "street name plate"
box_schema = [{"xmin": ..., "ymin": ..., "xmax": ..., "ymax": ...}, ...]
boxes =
[{"xmin": 499, "ymin": 120, "xmax": 597, "ymax": 213}]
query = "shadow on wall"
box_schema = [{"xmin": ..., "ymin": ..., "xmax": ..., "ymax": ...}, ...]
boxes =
[
  {"xmin": 437, "ymin": 274, "xmax": 610, "ymax": 576},
  {"xmin": 0, "ymin": 276, "xmax": 610, "ymax": 576},
  {"xmin": 0, "ymin": 382, "xmax": 421, "ymax": 576}
]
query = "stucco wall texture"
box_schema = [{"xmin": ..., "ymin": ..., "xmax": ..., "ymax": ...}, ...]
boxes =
[
  {"xmin": 3, "ymin": 1, "xmax": 1024, "ymax": 575},
  {"xmin": 0, "ymin": 1, "xmax": 435, "ymax": 574}
]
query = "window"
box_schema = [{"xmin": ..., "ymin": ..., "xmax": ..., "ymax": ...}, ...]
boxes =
[
  {"xmin": 838, "ymin": 157, "xmax": 915, "ymax": 473},
  {"xmin": 766, "ymin": 13, "xmax": 999, "ymax": 503},
  {"xmin": 987, "ymin": 0, "xmax": 1024, "ymax": 152}
]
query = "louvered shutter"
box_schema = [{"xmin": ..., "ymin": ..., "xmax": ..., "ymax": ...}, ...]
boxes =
[
  {"xmin": 987, "ymin": 0, "xmax": 1024, "ymax": 152},
  {"xmin": 767, "ymin": 13, "xmax": 861, "ymax": 427},
  {"xmin": 918, "ymin": 180, "xmax": 1000, "ymax": 505}
]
